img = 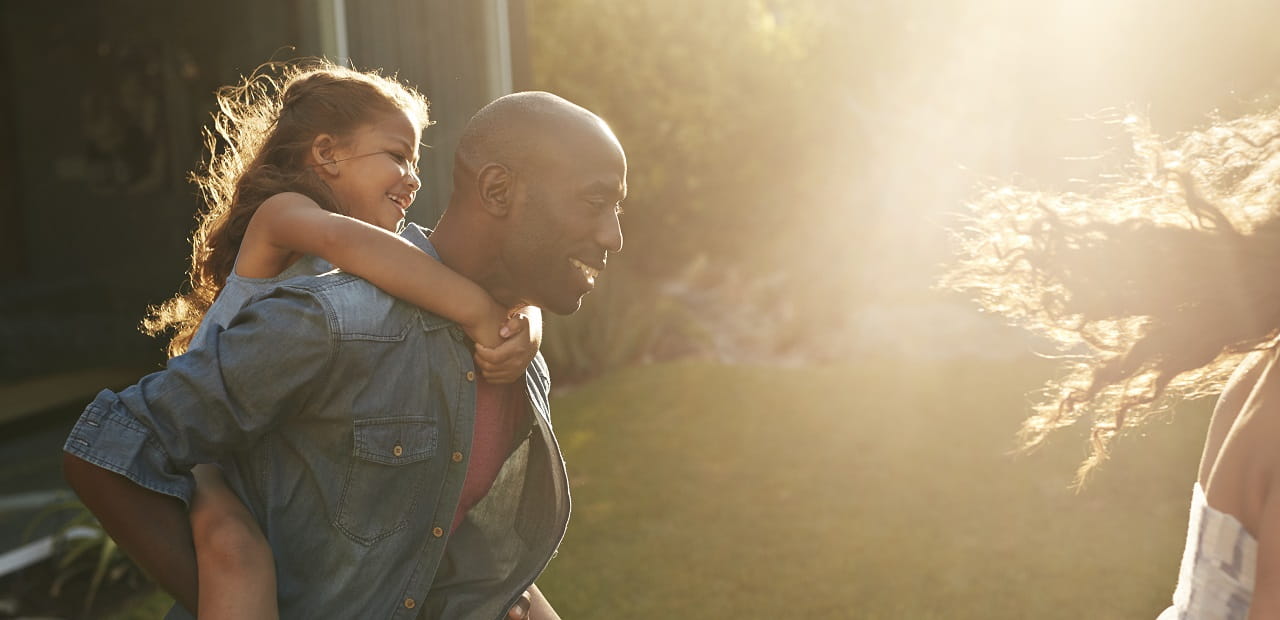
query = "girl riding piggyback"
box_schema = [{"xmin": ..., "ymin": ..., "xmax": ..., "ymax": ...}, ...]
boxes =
[{"xmin": 142, "ymin": 60, "xmax": 540, "ymax": 619}]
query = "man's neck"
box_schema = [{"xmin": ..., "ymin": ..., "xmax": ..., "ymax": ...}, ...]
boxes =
[{"xmin": 430, "ymin": 209, "xmax": 522, "ymax": 310}]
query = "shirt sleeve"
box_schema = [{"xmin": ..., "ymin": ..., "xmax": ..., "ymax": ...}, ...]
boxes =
[{"xmin": 62, "ymin": 285, "xmax": 336, "ymax": 506}]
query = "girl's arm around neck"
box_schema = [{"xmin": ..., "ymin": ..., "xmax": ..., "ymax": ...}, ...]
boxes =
[
  {"xmin": 242, "ymin": 192, "xmax": 508, "ymax": 347},
  {"xmin": 1247, "ymin": 356, "xmax": 1280, "ymax": 619}
]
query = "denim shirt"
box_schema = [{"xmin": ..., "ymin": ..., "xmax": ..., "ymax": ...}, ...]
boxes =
[{"xmin": 63, "ymin": 225, "xmax": 571, "ymax": 620}]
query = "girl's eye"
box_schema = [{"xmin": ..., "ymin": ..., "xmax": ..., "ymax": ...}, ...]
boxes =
[{"xmin": 386, "ymin": 152, "xmax": 419, "ymax": 176}]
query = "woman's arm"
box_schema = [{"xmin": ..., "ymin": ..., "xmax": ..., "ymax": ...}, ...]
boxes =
[
  {"xmin": 506, "ymin": 583, "xmax": 561, "ymax": 620},
  {"xmin": 1250, "ymin": 474, "xmax": 1280, "ymax": 618},
  {"xmin": 1248, "ymin": 352, "xmax": 1280, "ymax": 619},
  {"xmin": 240, "ymin": 192, "xmax": 510, "ymax": 347},
  {"xmin": 526, "ymin": 583, "xmax": 561, "ymax": 620}
]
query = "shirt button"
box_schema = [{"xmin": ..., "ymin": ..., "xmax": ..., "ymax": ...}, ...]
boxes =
[
  {"xmin": 452, "ymin": 451, "xmax": 463, "ymax": 462},
  {"xmin": 392, "ymin": 443, "xmax": 404, "ymax": 457},
  {"xmin": 404, "ymin": 597, "xmax": 416, "ymax": 609},
  {"xmin": 432, "ymin": 526, "xmax": 444, "ymax": 538},
  {"xmin": 466, "ymin": 370, "xmax": 476, "ymax": 382}
]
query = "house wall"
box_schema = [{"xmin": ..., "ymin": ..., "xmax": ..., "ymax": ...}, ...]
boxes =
[
  {"xmin": 0, "ymin": 1, "xmax": 521, "ymax": 383},
  {"xmin": 343, "ymin": 0, "xmax": 517, "ymax": 227},
  {"xmin": 0, "ymin": 1, "xmax": 313, "ymax": 380}
]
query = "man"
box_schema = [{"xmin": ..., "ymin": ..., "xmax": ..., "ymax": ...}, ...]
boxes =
[{"xmin": 61, "ymin": 91, "xmax": 627, "ymax": 619}]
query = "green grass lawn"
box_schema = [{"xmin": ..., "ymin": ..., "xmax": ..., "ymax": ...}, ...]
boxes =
[
  {"xmin": 107, "ymin": 359, "xmax": 1207, "ymax": 618},
  {"xmin": 536, "ymin": 360, "xmax": 1208, "ymax": 619}
]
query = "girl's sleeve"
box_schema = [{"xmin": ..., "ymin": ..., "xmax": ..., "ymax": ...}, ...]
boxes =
[{"xmin": 62, "ymin": 286, "xmax": 335, "ymax": 506}]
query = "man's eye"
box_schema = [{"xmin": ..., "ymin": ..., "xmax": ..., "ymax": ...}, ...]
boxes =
[{"xmin": 589, "ymin": 199, "xmax": 623, "ymax": 215}]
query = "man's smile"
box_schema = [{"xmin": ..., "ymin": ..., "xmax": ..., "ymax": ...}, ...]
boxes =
[{"xmin": 568, "ymin": 257, "xmax": 601, "ymax": 286}]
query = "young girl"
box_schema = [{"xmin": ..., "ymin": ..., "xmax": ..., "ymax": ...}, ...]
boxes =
[
  {"xmin": 945, "ymin": 112, "xmax": 1280, "ymax": 617},
  {"xmin": 141, "ymin": 60, "xmax": 542, "ymax": 619}
]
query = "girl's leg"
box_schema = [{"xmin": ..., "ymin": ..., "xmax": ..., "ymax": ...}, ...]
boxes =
[{"xmin": 189, "ymin": 464, "xmax": 279, "ymax": 620}]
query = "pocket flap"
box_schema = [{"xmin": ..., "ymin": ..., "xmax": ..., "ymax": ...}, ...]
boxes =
[{"xmin": 352, "ymin": 417, "xmax": 437, "ymax": 465}]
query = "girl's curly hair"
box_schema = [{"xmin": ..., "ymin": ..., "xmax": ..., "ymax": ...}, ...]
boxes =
[
  {"xmin": 943, "ymin": 111, "xmax": 1280, "ymax": 484},
  {"xmin": 141, "ymin": 59, "xmax": 430, "ymax": 358}
]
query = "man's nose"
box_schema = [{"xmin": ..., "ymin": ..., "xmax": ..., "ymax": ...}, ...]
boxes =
[{"xmin": 597, "ymin": 210, "xmax": 623, "ymax": 254}]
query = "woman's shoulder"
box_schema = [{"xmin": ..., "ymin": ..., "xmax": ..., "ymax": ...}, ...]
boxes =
[
  {"xmin": 1227, "ymin": 347, "xmax": 1280, "ymax": 434},
  {"xmin": 1204, "ymin": 351, "xmax": 1264, "ymax": 441},
  {"xmin": 1204, "ymin": 347, "xmax": 1280, "ymax": 529}
]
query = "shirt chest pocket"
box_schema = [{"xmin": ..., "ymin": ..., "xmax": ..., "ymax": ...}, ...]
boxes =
[{"xmin": 334, "ymin": 417, "xmax": 437, "ymax": 545}]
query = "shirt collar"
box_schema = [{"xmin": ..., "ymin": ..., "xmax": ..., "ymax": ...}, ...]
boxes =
[{"xmin": 401, "ymin": 222, "xmax": 440, "ymax": 261}]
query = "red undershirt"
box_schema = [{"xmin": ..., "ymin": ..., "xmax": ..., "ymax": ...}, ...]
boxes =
[{"xmin": 451, "ymin": 376, "xmax": 529, "ymax": 532}]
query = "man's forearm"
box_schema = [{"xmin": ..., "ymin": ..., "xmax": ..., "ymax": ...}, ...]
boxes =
[{"xmin": 62, "ymin": 453, "xmax": 199, "ymax": 611}]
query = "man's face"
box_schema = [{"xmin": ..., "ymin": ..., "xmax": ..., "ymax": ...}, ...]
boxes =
[{"xmin": 504, "ymin": 128, "xmax": 627, "ymax": 315}]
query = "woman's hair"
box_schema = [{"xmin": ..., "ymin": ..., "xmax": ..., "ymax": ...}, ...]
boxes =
[
  {"xmin": 142, "ymin": 59, "xmax": 430, "ymax": 357},
  {"xmin": 944, "ymin": 110, "xmax": 1280, "ymax": 483}
]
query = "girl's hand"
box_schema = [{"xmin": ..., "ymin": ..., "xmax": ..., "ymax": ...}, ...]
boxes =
[
  {"xmin": 459, "ymin": 299, "xmax": 511, "ymax": 350},
  {"xmin": 474, "ymin": 306, "xmax": 543, "ymax": 384}
]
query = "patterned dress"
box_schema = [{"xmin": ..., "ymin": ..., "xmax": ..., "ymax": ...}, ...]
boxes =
[{"xmin": 1157, "ymin": 483, "xmax": 1256, "ymax": 619}]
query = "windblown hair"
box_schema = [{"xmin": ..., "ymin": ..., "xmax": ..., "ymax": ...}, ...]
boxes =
[
  {"xmin": 944, "ymin": 111, "xmax": 1280, "ymax": 483},
  {"xmin": 142, "ymin": 59, "xmax": 430, "ymax": 357}
]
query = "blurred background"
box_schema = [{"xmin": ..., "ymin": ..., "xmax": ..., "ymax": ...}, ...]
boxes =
[{"xmin": 2, "ymin": 0, "xmax": 1280, "ymax": 617}]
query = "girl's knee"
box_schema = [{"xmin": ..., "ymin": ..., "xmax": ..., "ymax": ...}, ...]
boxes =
[
  {"xmin": 194, "ymin": 513, "xmax": 278, "ymax": 619},
  {"xmin": 190, "ymin": 471, "xmax": 261, "ymax": 549},
  {"xmin": 193, "ymin": 511, "xmax": 272, "ymax": 572}
]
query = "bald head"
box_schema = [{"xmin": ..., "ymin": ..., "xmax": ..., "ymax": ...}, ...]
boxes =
[
  {"xmin": 434, "ymin": 91, "xmax": 626, "ymax": 314},
  {"xmin": 452, "ymin": 91, "xmax": 622, "ymax": 189}
]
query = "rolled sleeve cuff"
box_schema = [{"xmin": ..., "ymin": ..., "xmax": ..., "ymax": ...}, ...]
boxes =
[{"xmin": 63, "ymin": 389, "xmax": 196, "ymax": 507}]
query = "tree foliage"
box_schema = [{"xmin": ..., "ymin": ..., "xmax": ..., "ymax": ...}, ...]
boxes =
[
  {"xmin": 529, "ymin": 1, "xmax": 869, "ymax": 281},
  {"xmin": 527, "ymin": 0, "xmax": 1280, "ymax": 378}
]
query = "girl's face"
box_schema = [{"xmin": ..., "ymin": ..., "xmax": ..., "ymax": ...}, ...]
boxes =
[{"xmin": 324, "ymin": 109, "xmax": 422, "ymax": 232}]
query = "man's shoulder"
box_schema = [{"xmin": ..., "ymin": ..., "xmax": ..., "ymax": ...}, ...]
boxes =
[
  {"xmin": 265, "ymin": 272, "xmax": 428, "ymax": 340},
  {"xmin": 248, "ymin": 224, "xmax": 444, "ymax": 338}
]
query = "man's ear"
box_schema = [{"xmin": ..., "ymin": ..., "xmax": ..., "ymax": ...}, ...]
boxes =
[
  {"xmin": 476, "ymin": 162, "xmax": 514, "ymax": 217},
  {"xmin": 311, "ymin": 134, "xmax": 341, "ymax": 177}
]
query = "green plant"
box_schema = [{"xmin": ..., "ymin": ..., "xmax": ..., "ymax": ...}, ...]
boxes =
[
  {"xmin": 538, "ymin": 359, "xmax": 1199, "ymax": 619},
  {"xmin": 21, "ymin": 494, "xmax": 144, "ymax": 619},
  {"xmin": 541, "ymin": 264, "xmax": 714, "ymax": 386}
]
